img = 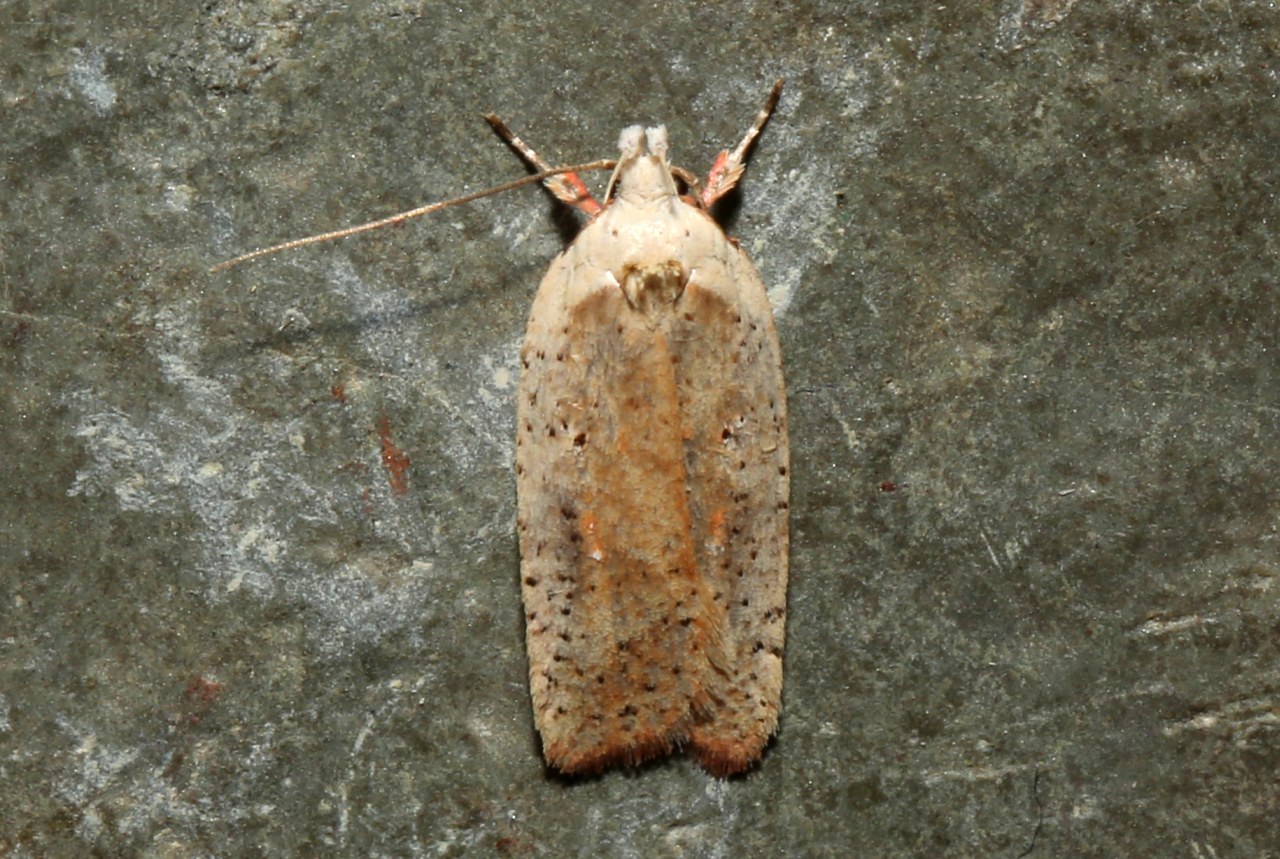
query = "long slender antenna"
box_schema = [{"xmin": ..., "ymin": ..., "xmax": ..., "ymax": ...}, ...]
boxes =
[
  {"xmin": 484, "ymin": 115, "xmax": 604, "ymax": 217},
  {"xmin": 701, "ymin": 78, "xmax": 784, "ymax": 208},
  {"xmin": 210, "ymin": 160, "xmax": 615, "ymax": 273}
]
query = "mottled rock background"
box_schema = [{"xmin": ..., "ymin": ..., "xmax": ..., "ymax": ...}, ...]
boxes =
[{"xmin": 3, "ymin": 1, "xmax": 1276, "ymax": 855}]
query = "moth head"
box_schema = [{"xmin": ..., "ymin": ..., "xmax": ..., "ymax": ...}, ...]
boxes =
[{"xmin": 608, "ymin": 125, "xmax": 679, "ymax": 205}]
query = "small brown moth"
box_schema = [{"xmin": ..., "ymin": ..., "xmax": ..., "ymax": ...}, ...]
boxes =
[
  {"xmin": 504, "ymin": 83, "xmax": 788, "ymax": 776},
  {"xmin": 213, "ymin": 81, "xmax": 788, "ymax": 777}
]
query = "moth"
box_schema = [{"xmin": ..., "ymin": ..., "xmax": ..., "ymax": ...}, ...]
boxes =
[
  {"xmin": 212, "ymin": 81, "xmax": 789, "ymax": 777},
  {"xmin": 501, "ymin": 82, "xmax": 789, "ymax": 776}
]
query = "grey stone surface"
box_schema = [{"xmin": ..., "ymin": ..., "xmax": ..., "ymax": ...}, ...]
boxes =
[{"xmin": 2, "ymin": 0, "xmax": 1276, "ymax": 855}]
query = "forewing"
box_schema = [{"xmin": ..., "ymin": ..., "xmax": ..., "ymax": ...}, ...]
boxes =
[
  {"xmin": 674, "ymin": 240, "xmax": 790, "ymax": 775},
  {"xmin": 516, "ymin": 250, "xmax": 722, "ymax": 774}
]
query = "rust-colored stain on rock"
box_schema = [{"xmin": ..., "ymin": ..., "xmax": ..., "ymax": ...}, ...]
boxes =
[{"xmin": 378, "ymin": 414, "xmax": 410, "ymax": 496}]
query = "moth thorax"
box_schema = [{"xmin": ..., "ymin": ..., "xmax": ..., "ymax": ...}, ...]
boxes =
[{"xmin": 620, "ymin": 261, "xmax": 687, "ymax": 318}]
